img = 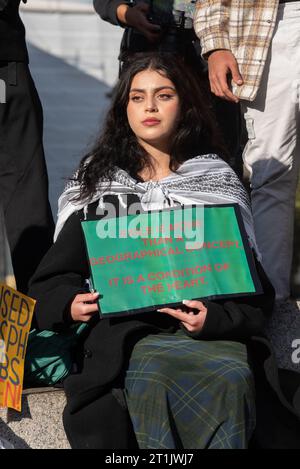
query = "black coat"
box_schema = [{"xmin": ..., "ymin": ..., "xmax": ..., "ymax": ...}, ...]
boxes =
[
  {"xmin": 0, "ymin": 0, "xmax": 28, "ymax": 62},
  {"xmin": 28, "ymin": 198, "xmax": 300, "ymax": 448}
]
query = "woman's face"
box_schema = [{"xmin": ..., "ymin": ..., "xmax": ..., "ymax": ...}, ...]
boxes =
[{"xmin": 127, "ymin": 68, "xmax": 180, "ymax": 150}]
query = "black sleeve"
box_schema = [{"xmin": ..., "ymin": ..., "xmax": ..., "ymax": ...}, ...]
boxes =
[
  {"xmin": 93, "ymin": 0, "xmax": 131, "ymax": 26},
  {"xmin": 28, "ymin": 212, "xmax": 90, "ymax": 331},
  {"xmin": 182, "ymin": 253, "xmax": 275, "ymax": 341}
]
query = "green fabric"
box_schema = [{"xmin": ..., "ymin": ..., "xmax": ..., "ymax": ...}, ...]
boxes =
[{"xmin": 24, "ymin": 323, "xmax": 88, "ymax": 386}]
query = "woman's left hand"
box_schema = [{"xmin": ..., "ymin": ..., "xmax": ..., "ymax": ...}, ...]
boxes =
[{"xmin": 158, "ymin": 300, "xmax": 208, "ymax": 333}]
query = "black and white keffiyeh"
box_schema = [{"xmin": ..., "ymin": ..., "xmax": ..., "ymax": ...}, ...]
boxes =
[{"xmin": 54, "ymin": 154, "xmax": 261, "ymax": 259}]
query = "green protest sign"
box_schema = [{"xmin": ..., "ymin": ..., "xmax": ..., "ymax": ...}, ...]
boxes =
[{"xmin": 81, "ymin": 205, "xmax": 262, "ymax": 318}]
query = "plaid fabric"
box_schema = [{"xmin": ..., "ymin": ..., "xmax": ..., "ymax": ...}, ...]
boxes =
[
  {"xmin": 194, "ymin": 0, "xmax": 280, "ymax": 101},
  {"xmin": 125, "ymin": 330, "xmax": 256, "ymax": 449}
]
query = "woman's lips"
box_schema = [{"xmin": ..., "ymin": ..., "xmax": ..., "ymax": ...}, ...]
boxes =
[{"xmin": 142, "ymin": 119, "xmax": 161, "ymax": 126}]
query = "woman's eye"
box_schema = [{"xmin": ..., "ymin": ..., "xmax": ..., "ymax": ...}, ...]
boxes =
[
  {"xmin": 131, "ymin": 95, "xmax": 143, "ymax": 102},
  {"xmin": 157, "ymin": 94, "xmax": 174, "ymax": 100}
]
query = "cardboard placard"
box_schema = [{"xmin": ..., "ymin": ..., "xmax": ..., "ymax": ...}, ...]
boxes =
[{"xmin": 0, "ymin": 284, "xmax": 35, "ymax": 411}]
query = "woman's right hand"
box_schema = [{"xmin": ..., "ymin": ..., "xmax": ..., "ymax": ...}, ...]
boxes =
[{"xmin": 70, "ymin": 292, "xmax": 100, "ymax": 322}]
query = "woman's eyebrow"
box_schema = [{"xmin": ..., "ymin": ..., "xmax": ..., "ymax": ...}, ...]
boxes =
[{"xmin": 129, "ymin": 86, "xmax": 176, "ymax": 93}]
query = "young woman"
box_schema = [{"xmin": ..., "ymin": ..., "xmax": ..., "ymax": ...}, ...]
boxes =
[{"xmin": 28, "ymin": 53, "xmax": 275, "ymax": 449}]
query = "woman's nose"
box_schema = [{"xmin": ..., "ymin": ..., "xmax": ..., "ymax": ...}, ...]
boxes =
[{"xmin": 145, "ymin": 97, "xmax": 158, "ymax": 112}]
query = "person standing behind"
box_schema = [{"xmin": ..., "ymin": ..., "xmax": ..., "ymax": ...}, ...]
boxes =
[
  {"xmin": 94, "ymin": 0, "xmax": 161, "ymax": 46},
  {"xmin": 93, "ymin": 1, "xmax": 200, "ymax": 63},
  {"xmin": 194, "ymin": 0, "xmax": 300, "ymax": 302},
  {"xmin": 0, "ymin": 0, "xmax": 54, "ymax": 293}
]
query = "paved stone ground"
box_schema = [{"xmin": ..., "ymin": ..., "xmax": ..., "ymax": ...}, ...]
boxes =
[{"xmin": 0, "ymin": 389, "xmax": 70, "ymax": 449}]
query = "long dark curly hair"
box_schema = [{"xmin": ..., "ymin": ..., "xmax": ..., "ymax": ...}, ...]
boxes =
[{"xmin": 76, "ymin": 52, "xmax": 226, "ymax": 201}]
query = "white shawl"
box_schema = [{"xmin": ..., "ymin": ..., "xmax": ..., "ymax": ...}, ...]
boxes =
[{"xmin": 54, "ymin": 154, "xmax": 261, "ymax": 260}]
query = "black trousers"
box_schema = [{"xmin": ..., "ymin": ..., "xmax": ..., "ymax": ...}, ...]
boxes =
[{"xmin": 0, "ymin": 61, "xmax": 54, "ymax": 293}]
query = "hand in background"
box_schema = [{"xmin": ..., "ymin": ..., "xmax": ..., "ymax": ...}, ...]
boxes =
[
  {"xmin": 207, "ymin": 50, "xmax": 243, "ymax": 103},
  {"xmin": 70, "ymin": 292, "xmax": 99, "ymax": 322},
  {"xmin": 117, "ymin": 2, "xmax": 161, "ymax": 43},
  {"xmin": 158, "ymin": 300, "xmax": 208, "ymax": 333}
]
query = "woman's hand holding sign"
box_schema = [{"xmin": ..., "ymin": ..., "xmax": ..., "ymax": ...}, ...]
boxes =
[
  {"xmin": 158, "ymin": 300, "xmax": 208, "ymax": 333},
  {"xmin": 71, "ymin": 292, "xmax": 99, "ymax": 322}
]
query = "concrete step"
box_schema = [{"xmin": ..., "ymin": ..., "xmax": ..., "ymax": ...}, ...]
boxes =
[{"xmin": 0, "ymin": 387, "xmax": 70, "ymax": 449}]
